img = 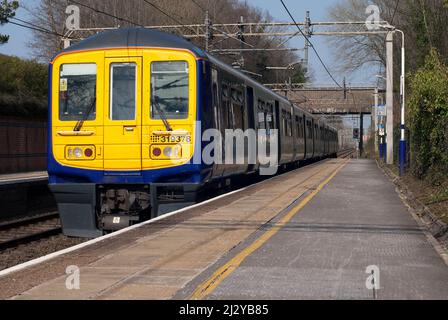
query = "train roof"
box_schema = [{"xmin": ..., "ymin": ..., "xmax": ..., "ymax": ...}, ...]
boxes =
[
  {"xmin": 61, "ymin": 28, "xmax": 207, "ymax": 58},
  {"xmin": 60, "ymin": 28, "xmax": 337, "ymax": 132},
  {"xmin": 206, "ymin": 53, "xmax": 337, "ymax": 132}
]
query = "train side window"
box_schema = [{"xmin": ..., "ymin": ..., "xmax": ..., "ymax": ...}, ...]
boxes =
[
  {"xmin": 221, "ymin": 83, "xmax": 230, "ymax": 129},
  {"xmin": 258, "ymin": 111, "xmax": 266, "ymax": 130},
  {"xmin": 231, "ymin": 88, "xmax": 244, "ymax": 130},
  {"xmin": 257, "ymin": 99, "xmax": 266, "ymax": 130},
  {"xmin": 306, "ymin": 120, "xmax": 312, "ymax": 139},
  {"xmin": 230, "ymin": 88, "xmax": 239, "ymax": 103},
  {"xmin": 289, "ymin": 113, "xmax": 293, "ymax": 136},
  {"xmin": 110, "ymin": 63, "xmax": 136, "ymax": 120},
  {"xmin": 266, "ymin": 112, "xmax": 273, "ymax": 134},
  {"xmin": 281, "ymin": 110, "xmax": 287, "ymax": 136},
  {"xmin": 222, "ymin": 84, "xmax": 229, "ymax": 99},
  {"xmin": 212, "ymin": 82, "xmax": 219, "ymax": 128},
  {"xmin": 59, "ymin": 63, "xmax": 97, "ymax": 121},
  {"xmin": 284, "ymin": 111, "xmax": 292, "ymax": 137},
  {"xmin": 295, "ymin": 115, "xmax": 299, "ymax": 137},
  {"xmin": 237, "ymin": 91, "xmax": 244, "ymax": 104},
  {"xmin": 300, "ymin": 117, "xmax": 304, "ymax": 138},
  {"xmin": 266, "ymin": 102, "xmax": 273, "ymax": 134}
]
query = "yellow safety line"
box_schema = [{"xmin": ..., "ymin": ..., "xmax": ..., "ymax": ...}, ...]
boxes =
[{"xmin": 189, "ymin": 159, "xmax": 349, "ymax": 300}]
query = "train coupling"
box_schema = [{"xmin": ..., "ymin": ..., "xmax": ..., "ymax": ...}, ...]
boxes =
[{"xmin": 99, "ymin": 214, "xmax": 141, "ymax": 231}]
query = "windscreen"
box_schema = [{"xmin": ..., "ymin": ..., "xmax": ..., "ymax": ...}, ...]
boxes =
[
  {"xmin": 59, "ymin": 63, "xmax": 97, "ymax": 121},
  {"xmin": 151, "ymin": 61, "xmax": 189, "ymax": 120}
]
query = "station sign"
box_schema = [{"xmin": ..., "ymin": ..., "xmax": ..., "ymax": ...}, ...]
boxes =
[
  {"xmin": 378, "ymin": 123, "xmax": 385, "ymax": 136},
  {"xmin": 377, "ymin": 104, "xmax": 386, "ymax": 116}
]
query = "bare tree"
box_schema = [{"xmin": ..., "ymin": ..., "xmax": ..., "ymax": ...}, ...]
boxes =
[
  {"xmin": 25, "ymin": 0, "xmax": 307, "ymax": 84},
  {"xmin": 327, "ymin": 0, "xmax": 448, "ymax": 76},
  {"xmin": 327, "ymin": 0, "xmax": 387, "ymax": 74}
]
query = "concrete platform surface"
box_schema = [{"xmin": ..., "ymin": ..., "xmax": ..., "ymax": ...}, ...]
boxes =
[
  {"xmin": 0, "ymin": 171, "xmax": 48, "ymax": 186},
  {"xmin": 179, "ymin": 160, "xmax": 448, "ymax": 300},
  {"xmin": 0, "ymin": 159, "xmax": 447, "ymax": 300}
]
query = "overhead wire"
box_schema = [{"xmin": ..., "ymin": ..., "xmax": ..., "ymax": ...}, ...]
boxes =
[
  {"xmin": 141, "ymin": 0, "xmax": 199, "ymax": 35},
  {"xmin": 188, "ymin": 0, "xmax": 253, "ymax": 48},
  {"xmin": 70, "ymin": 0, "xmax": 143, "ymax": 27},
  {"xmin": 8, "ymin": 19, "xmax": 68, "ymax": 38},
  {"xmin": 279, "ymin": 0, "xmax": 342, "ymax": 88}
]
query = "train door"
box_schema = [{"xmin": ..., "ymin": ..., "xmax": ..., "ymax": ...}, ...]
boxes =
[
  {"xmin": 103, "ymin": 57, "xmax": 142, "ymax": 172},
  {"xmin": 218, "ymin": 81, "xmax": 231, "ymax": 177},
  {"xmin": 302, "ymin": 115, "xmax": 307, "ymax": 159},
  {"xmin": 311, "ymin": 118, "xmax": 316, "ymax": 158},
  {"xmin": 210, "ymin": 68, "xmax": 224, "ymax": 177},
  {"xmin": 274, "ymin": 100, "xmax": 281, "ymax": 165},
  {"xmin": 246, "ymin": 86, "xmax": 256, "ymax": 173},
  {"xmin": 266, "ymin": 101, "xmax": 274, "ymax": 167}
]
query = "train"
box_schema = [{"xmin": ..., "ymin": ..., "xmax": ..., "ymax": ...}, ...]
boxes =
[{"xmin": 47, "ymin": 28, "xmax": 339, "ymax": 238}]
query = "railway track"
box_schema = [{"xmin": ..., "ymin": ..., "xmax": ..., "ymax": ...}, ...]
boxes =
[
  {"xmin": 0, "ymin": 151, "xmax": 352, "ymax": 252},
  {"xmin": 338, "ymin": 148, "xmax": 356, "ymax": 158},
  {"xmin": 0, "ymin": 213, "xmax": 62, "ymax": 251}
]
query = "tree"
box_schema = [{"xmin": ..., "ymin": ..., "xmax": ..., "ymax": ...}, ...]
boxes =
[
  {"xmin": 26, "ymin": 0, "xmax": 306, "ymax": 84},
  {"xmin": 0, "ymin": 0, "xmax": 18, "ymax": 44},
  {"xmin": 0, "ymin": 54, "xmax": 47, "ymax": 117},
  {"xmin": 327, "ymin": 0, "xmax": 387, "ymax": 74},
  {"xmin": 408, "ymin": 49, "xmax": 448, "ymax": 183},
  {"xmin": 327, "ymin": 0, "xmax": 448, "ymax": 75}
]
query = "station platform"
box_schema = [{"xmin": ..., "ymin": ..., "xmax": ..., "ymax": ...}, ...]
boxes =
[
  {"xmin": 0, "ymin": 171, "xmax": 48, "ymax": 187},
  {"xmin": 0, "ymin": 159, "xmax": 447, "ymax": 300}
]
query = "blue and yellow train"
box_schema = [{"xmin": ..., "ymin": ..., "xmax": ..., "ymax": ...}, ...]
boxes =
[{"xmin": 48, "ymin": 28, "xmax": 338, "ymax": 237}]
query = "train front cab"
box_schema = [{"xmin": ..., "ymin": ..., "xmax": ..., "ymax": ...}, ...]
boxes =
[{"xmin": 48, "ymin": 48, "xmax": 201, "ymax": 237}]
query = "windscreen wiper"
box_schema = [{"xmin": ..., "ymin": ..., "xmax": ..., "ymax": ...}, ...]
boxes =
[
  {"xmin": 73, "ymin": 96, "xmax": 96, "ymax": 132},
  {"xmin": 152, "ymin": 96, "xmax": 173, "ymax": 132},
  {"xmin": 156, "ymin": 75, "xmax": 187, "ymax": 91}
]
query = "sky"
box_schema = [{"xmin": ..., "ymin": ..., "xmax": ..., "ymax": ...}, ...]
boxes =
[{"xmin": 0, "ymin": 0, "xmax": 378, "ymax": 87}]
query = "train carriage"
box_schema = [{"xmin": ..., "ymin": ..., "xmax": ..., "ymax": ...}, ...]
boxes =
[{"xmin": 48, "ymin": 28, "xmax": 338, "ymax": 237}]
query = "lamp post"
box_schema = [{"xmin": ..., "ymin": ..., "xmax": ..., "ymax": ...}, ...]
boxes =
[
  {"xmin": 397, "ymin": 29, "xmax": 406, "ymax": 176},
  {"xmin": 380, "ymin": 25, "xmax": 406, "ymax": 175}
]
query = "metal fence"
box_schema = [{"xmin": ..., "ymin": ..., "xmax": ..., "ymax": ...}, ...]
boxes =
[{"xmin": 0, "ymin": 117, "xmax": 47, "ymax": 174}]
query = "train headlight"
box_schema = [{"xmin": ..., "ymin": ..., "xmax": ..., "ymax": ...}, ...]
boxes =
[
  {"xmin": 150, "ymin": 145, "xmax": 182, "ymax": 160},
  {"xmin": 73, "ymin": 147, "xmax": 83, "ymax": 158},
  {"xmin": 65, "ymin": 145, "xmax": 96, "ymax": 160},
  {"xmin": 172, "ymin": 145, "xmax": 181, "ymax": 158},
  {"xmin": 163, "ymin": 147, "xmax": 173, "ymax": 157}
]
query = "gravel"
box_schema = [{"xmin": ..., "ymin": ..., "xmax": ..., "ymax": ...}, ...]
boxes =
[{"xmin": 0, "ymin": 234, "xmax": 88, "ymax": 271}]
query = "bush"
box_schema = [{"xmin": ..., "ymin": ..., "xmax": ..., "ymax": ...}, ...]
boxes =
[
  {"xmin": 0, "ymin": 54, "xmax": 47, "ymax": 117},
  {"xmin": 408, "ymin": 49, "xmax": 448, "ymax": 185}
]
